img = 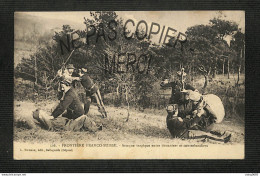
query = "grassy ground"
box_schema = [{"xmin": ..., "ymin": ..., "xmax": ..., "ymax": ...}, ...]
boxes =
[
  {"xmin": 14, "ymin": 99, "xmax": 244, "ymax": 145},
  {"xmin": 14, "ymin": 74, "xmax": 244, "ymax": 148}
]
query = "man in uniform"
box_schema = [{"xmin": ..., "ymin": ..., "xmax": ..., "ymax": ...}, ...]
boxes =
[
  {"xmin": 57, "ymin": 64, "xmax": 80, "ymax": 100},
  {"xmin": 160, "ymin": 70, "xmax": 196, "ymax": 118},
  {"xmin": 181, "ymin": 89, "xmax": 225, "ymax": 132},
  {"xmin": 166, "ymin": 103, "xmax": 231, "ymax": 143},
  {"xmin": 32, "ymin": 80, "xmax": 102, "ymax": 132},
  {"xmin": 78, "ymin": 65, "xmax": 107, "ymax": 118}
]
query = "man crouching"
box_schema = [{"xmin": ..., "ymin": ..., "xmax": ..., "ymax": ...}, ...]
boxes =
[
  {"xmin": 32, "ymin": 80, "xmax": 102, "ymax": 132},
  {"xmin": 166, "ymin": 103, "xmax": 231, "ymax": 143}
]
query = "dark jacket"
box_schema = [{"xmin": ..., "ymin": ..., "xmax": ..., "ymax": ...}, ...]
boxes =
[
  {"xmin": 52, "ymin": 88, "xmax": 84, "ymax": 119},
  {"xmin": 81, "ymin": 74, "xmax": 94, "ymax": 89},
  {"xmin": 161, "ymin": 80, "xmax": 195, "ymax": 104},
  {"xmin": 80, "ymin": 74, "xmax": 98, "ymax": 96},
  {"xmin": 166, "ymin": 115, "xmax": 201, "ymax": 138}
]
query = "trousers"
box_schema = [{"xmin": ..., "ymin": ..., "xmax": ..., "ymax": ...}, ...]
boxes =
[{"xmin": 33, "ymin": 110, "xmax": 100, "ymax": 132}]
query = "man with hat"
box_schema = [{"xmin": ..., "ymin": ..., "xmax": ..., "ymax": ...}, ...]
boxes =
[
  {"xmin": 32, "ymin": 80, "xmax": 102, "ymax": 132},
  {"xmin": 57, "ymin": 64, "xmax": 80, "ymax": 100},
  {"xmin": 78, "ymin": 64, "xmax": 107, "ymax": 118},
  {"xmin": 160, "ymin": 69, "xmax": 196, "ymax": 118},
  {"xmin": 52, "ymin": 80, "xmax": 84, "ymax": 119},
  {"xmin": 165, "ymin": 103, "xmax": 231, "ymax": 143},
  {"xmin": 181, "ymin": 89, "xmax": 225, "ymax": 131}
]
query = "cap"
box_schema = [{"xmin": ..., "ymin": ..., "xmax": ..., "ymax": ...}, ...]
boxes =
[
  {"xmin": 66, "ymin": 64, "xmax": 75, "ymax": 69},
  {"xmin": 60, "ymin": 80, "xmax": 71, "ymax": 86}
]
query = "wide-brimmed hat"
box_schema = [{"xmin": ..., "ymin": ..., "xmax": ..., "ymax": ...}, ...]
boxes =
[
  {"xmin": 66, "ymin": 64, "xmax": 75, "ymax": 69},
  {"xmin": 181, "ymin": 89, "xmax": 202, "ymax": 102}
]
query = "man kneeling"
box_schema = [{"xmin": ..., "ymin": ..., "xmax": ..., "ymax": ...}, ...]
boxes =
[{"xmin": 32, "ymin": 80, "xmax": 101, "ymax": 132}]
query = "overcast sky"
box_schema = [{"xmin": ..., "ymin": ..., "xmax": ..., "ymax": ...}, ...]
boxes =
[
  {"xmin": 16, "ymin": 11, "xmax": 244, "ymax": 32},
  {"xmin": 15, "ymin": 11, "xmax": 244, "ymax": 45}
]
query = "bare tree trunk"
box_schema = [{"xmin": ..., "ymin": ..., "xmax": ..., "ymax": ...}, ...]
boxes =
[
  {"xmin": 201, "ymin": 74, "xmax": 208, "ymax": 94},
  {"xmin": 35, "ymin": 56, "xmax": 37, "ymax": 85},
  {"xmin": 44, "ymin": 71, "xmax": 47, "ymax": 99},
  {"xmin": 208, "ymin": 67, "xmax": 211, "ymax": 76},
  {"xmin": 213, "ymin": 69, "xmax": 216, "ymax": 78},
  {"xmin": 227, "ymin": 59, "xmax": 230, "ymax": 79},
  {"xmin": 213, "ymin": 57, "xmax": 217, "ymax": 78},
  {"xmin": 34, "ymin": 56, "xmax": 38, "ymax": 104},
  {"xmin": 116, "ymin": 85, "xmax": 119, "ymax": 96},
  {"xmin": 189, "ymin": 64, "xmax": 192, "ymax": 82},
  {"xmin": 192, "ymin": 60, "xmax": 194, "ymax": 85},
  {"xmin": 237, "ymin": 48, "xmax": 243, "ymax": 86},
  {"xmin": 198, "ymin": 65, "xmax": 208, "ymax": 94},
  {"xmin": 51, "ymin": 55, "xmax": 55, "ymax": 76},
  {"xmin": 237, "ymin": 65, "xmax": 241, "ymax": 86},
  {"xmin": 125, "ymin": 86, "xmax": 130, "ymax": 122},
  {"xmin": 222, "ymin": 58, "xmax": 225, "ymax": 76}
]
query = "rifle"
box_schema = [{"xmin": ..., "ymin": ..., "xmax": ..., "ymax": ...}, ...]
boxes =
[{"xmin": 51, "ymin": 49, "xmax": 76, "ymax": 83}]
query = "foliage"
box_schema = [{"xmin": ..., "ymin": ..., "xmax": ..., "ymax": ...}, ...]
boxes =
[
  {"xmin": 14, "ymin": 11, "xmax": 245, "ymax": 120},
  {"xmin": 184, "ymin": 18, "xmax": 240, "ymax": 78}
]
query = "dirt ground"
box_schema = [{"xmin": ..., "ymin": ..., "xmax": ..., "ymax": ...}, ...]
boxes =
[{"xmin": 14, "ymin": 100, "xmax": 244, "ymax": 145}]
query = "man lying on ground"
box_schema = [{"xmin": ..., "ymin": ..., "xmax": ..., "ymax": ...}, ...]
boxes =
[{"xmin": 32, "ymin": 80, "xmax": 102, "ymax": 132}]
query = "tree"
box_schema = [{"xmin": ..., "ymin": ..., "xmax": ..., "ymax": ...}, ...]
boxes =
[
  {"xmin": 210, "ymin": 18, "xmax": 238, "ymax": 41},
  {"xmin": 184, "ymin": 17, "xmax": 241, "ymax": 81},
  {"xmin": 230, "ymin": 29, "xmax": 245, "ymax": 85},
  {"xmin": 81, "ymin": 11, "xmax": 158, "ymax": 110},
  {"xmin": 185, "ymin": 24, "xmax": 218, "ymax": 78},
  {"xmin": 15, "ymin": 25, "xmax": 77, "ymax": 99},
  {"xmin": 210, "ymin": 17, "xmax": 239, "ymax": 79}
]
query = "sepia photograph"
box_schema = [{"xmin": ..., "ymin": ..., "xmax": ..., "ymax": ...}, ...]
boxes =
[{"xmin": 13, "ymin": 11, "xmax": 245, "ymax": 159}]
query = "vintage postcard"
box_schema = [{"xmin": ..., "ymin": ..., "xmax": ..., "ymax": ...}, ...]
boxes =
[{"xmin": 14, "ymin": 11, "xmax": 245, "ymax": 159}]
